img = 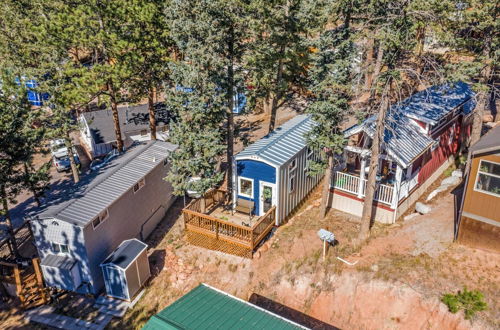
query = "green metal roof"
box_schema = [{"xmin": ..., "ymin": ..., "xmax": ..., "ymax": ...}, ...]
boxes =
[{"xmin": 142, "ymin": 284, "xmax": 307, "ymax": 330}]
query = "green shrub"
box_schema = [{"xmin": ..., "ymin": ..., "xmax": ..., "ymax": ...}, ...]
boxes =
[{"xmin": 441, "ymin": 287, "xmax": 487, "ymax": 320}]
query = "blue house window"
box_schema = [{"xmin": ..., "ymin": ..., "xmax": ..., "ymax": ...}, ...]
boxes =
[{"xmin": 238, "ymin": 177, "xmax": 253, "ymax": 198}]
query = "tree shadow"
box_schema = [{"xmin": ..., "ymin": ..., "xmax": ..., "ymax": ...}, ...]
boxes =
[{"xmin": 248, "ymin": 293, "xmax": 340, "ymax": 330}]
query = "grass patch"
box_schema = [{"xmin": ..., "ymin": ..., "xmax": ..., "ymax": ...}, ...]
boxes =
[{"xmin": 442, "ymin": 287, "xmax": 487, "ymax": 320}]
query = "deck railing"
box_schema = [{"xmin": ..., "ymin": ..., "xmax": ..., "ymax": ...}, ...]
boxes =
[
  {"xmin": 333, "ymin": 171, "xmax": 394, "ymax": 206},
  {"xmin": 183, "ymin": 190, "xmax": 276, "ymax": 252}
]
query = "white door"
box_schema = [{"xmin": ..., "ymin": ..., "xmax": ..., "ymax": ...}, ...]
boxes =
[{"xmin": 259, "ymin": 182, "xmax": 276, "ymax": 216}]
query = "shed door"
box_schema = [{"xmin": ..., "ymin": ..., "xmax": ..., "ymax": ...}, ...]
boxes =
[
  {"xmin": 105, "ymin": 267, "xmax": 127, "ymax": 299},
  {"xmin": 259, "ymin": 182, "xmax": 276, "ymax": 216}
]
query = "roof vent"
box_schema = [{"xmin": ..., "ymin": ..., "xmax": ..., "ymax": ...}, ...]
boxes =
[{"xmin": 152, "ymin": 157, "xmax": 156, "ymax": 163}]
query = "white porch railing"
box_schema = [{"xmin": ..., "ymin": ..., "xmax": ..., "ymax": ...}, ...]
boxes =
[
  {"xmin": 398, "ymin": 170, "xmax": 420, "ymax": 201},
  {"xmin": 333, "ymin": 172, "xmax": 394, "ymax": 206}
]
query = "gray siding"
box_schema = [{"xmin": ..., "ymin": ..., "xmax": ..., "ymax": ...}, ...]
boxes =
[
  {"xmin": 278, "ymin": 147, "xmax": 323, "ymax": 222},
  {"xmin": 31, "ymin": 219, "xmax": 92, "ymax": 293},
  {"xmin": 82, "ymin": 161, "xmax": 175, "ymax": 294}
]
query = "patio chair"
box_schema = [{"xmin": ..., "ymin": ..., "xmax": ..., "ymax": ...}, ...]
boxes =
[{"xmin": 235, "ymin": 198, "xmax": 254, "ymax": 220}]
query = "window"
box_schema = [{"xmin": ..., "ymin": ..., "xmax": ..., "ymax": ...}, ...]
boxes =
[
  {"xmin": 289, "ymin": 174, "xmax": 296, "ymax": 192},
  {"xmin": 448, "ymin": 125, "xmax": 455, "ymax": 145},
  {"xmin": 289, "ymin": 158, "xmax": 297, "ymax": 193},
  {"xmin": 140, "ymin": 129, "xmax": 148, "ymax": 136},
  {"xmin": 52, "ymin": 242, "xmax": 69, "ymax": 254},
  {"xmin": 238, "ymin": 177, "xmax": 253, "ymax": 198},
  {"xmin": 475, "ymin": 160, "xmax": 500, "ymax": 197},
  {"xmin": 92, "ymin": 209, "xmax": 109, "ymax": 229},
  {"xmin": 305, "ymin": 148, "xmax": 314, "ymax": 172},
  {"xmin": 133, "ymin": 178, "xmax": 146, "ymax": 193},
  {"xmin": 161, "ymin": 125, "xmax": 168, "ymax": 132}
]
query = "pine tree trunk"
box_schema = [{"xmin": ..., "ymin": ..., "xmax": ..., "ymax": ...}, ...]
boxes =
[
  {"xmin": 415, "ymin": 26, "xmax": 426, "ymax": 74},
  {"xmin": 23, "ymin": 163, "xmax": 41, "ymax": 207},
  {"xmin": 358, "ymin": 90, "xmax": 390, "ymax": 242},
  {"xmin": 226, "ymin": 28, "xmax": 235, "ymax": 204},
  {"xmin": 108, "ymin": 80, "xmax": 124, "ymax": 152},
  {"xmin": 0, "ymin": 185, "xmax": 20, "ymax": 258},
  {"xmin": 268, "ymin": 45, "xmax": 285, "ymax": 133},
  {"xmin": 320, "ymin": 153, "xmax": 334, "ymax": 217},
  {"xmin": 363, "ymin": 38, "xmax": 375, "ymax": 92},
  {"xmin": 148, "ymin": 87, "xmax": 157, "ymax": 141},
  {"xmin": 469, "ymin": 39, "xmax": 492, "ymax": 146},
  {"xmin": 65, "ymin": 134, "xmax": 80, "ymax": 183},
  {"xmin": 371, "ymin": 45, "xmax": 384, "ymax": 88}
]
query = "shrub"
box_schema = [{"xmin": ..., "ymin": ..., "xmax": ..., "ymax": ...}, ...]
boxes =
[{"xmin": 441, "ymin": 287, "xmax": 487, "ymax": 320}]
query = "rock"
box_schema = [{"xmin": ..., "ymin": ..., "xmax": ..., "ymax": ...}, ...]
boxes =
[
  {"xmin": 415, "ymin": 202, "xmax": 431, "ymax": 214},
  {"xmin": 483, "ymin": 114, "xmax": 493, "ymax": 123},
  {"xmin": 370, "ymin": 264, "xmax": 379, "ymax": 272},
  {"xmin": 426, "ymin": 186, "xmax": 448, "ymax": 201},
  {"xmin": 260, "ymin": 243, "xmax": 269, "ymax": 253},
  {"xmin": 177, "ymin": 259, "xmax": 184, "ymax": 266},
  {"xmin": 451, "ymin": 169, "xmax": 463, "ymax": 178},
  {"xmin": 441, "ymin": 176, "xmax": 460, "ymax": 186},
  {"xmin": 253, "ymin": 251, "xmax": 261, "ymax": 260},
  {"xmin": 403, "ymin": 213, "xmax": 419, "ymax": 221}
]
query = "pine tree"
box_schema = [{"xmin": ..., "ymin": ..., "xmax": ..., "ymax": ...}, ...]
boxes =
[
  {"xmin": 247, "ymin": 0, "xmax": 325, "ymax": 133},
  {"xmin": 442, "ymin": 0, "xmax": 499, "ymax": 143},
  {"xmin": 0, "ymin": 76, "xmax": 41, "ymax": 258},
  {"xmin": 167, "ymin": 0, "xmax": 250, "ymax": 200},
  {"xmin": 306, "ymin": 23, "xmax": 355, "ymax": 217}
]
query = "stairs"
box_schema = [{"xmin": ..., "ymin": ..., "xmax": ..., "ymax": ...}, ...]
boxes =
[{"xmin": 16, "ymin": 259, "xmax": 49, "ymax": 309}]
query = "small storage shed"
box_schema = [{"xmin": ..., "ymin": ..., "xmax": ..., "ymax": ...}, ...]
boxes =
[
  {"xmin": 234, "ymin": 114, "xmax": 322, "ymax": 225},
  {"xmin": 100, "ymin": 239, "xmax": 150, "ymax": 301},
  {"xmin": 40, "ymin": 254, "xmax": 82, "ymax": 291}
]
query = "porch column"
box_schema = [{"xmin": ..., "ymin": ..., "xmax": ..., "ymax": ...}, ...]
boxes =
[
  {"xmin": 405, "ymin": 163, "xmax": 413, "ymax": 197},
  {"xmin": 391, "ymin": 164, "xmax": 403, "ymax": 209},
  {"xmin": 357, "ymin": 156, "xmax": 367, "ymax": 198}
]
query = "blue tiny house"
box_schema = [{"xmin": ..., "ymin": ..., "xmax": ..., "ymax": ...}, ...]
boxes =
[{"xmin": 233, "ymin": 115, "xmax": 322, "ymax": 225}]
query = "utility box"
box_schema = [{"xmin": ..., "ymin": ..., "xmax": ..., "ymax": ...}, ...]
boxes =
[{"xmin": 100, "ymin": 239, "xmax": 150, "ymax": 301}]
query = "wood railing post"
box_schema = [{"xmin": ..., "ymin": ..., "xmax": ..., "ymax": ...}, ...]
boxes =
[{"xmin": 215, "ymin": 221, "xmax": 219, "ymax": 239}]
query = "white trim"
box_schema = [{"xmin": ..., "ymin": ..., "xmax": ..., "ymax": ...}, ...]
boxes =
[
  {"xmin": 100, "ymin": 239, "xmax": 148, "ymax": 270},
  {"xmin": 201, "ymin": 283, "xmax": 309, "ymax": 330},
  {"xmin": 462, "ymin": 211, "xmax": 500, "ymax": 228},
  {"xmin": 234, "ymin": 156, "xmax": 280, "ymax": 171},
  {"xmin": 473, "ymin": 159, "xmax": 500, "ymax": 197},
  {"xmin": 275, "ymin": 168, "xmax": 281, "ymax": 226},
  {"xmin": 259, "ymin": 181, "xmax": 277, "ymax": 217},
  {"xmin": 237, "ymin": 176, "xmax": 254, "ymax": 199}
]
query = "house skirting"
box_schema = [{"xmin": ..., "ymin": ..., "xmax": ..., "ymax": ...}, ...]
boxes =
[
  {"xmin": 330, "ymin": 190, "xmax": 395, "ymax": 224},
  {"xmin": 457, "ymin": 216, "xmax": 500, "ymax": 252}
]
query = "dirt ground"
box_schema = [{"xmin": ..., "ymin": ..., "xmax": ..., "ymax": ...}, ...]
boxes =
[{"xmin": 114, "ymin": 174, "xmax": 499, "ymax": 329}]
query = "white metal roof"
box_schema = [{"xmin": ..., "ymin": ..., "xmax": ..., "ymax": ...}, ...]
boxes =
[
  {"xmin": 36, "ymin": 141, "xmax": 177, "ymax": 227},
  {"xmin": 235, "ymin": 115, "xmax": 314, "ymax": 167}
]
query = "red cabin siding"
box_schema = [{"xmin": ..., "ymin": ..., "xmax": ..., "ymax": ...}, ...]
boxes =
[{"xmin": 418, "ymin": 116, "xmax": 469, "ymax": 184}]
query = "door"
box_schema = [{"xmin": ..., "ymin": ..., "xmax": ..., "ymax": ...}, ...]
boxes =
[{"xmin": 259, "ymin": 182, "xmax": 276, "ymax": 216}]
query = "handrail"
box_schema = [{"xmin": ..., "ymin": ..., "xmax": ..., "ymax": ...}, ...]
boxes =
[{"xmin": 183, "ymin": 208, "xmax": 253, "ymax": 232}]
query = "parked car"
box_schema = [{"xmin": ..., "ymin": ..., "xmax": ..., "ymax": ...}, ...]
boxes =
[
  {"xmin": 89, "ymin": 149, "xmax": 119, "ymax": 171},
  {"xmin": 50, "ymin": 139, "xmax": 80, "ymax": 172}
]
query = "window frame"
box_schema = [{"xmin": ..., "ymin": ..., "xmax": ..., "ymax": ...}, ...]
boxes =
[
  {"xmin": 305, "ymin": 147, "xmax": 314, "ymax": 172},
  {"xmin": 52, "ymin": 242, "xmax": 69, "ymax": 254},
  {"xmin": 289, "ymin": 173, "xmax": 296, "ymax": 193},
  {"xmin": 238, "ymin": 176, "xmax": 254, "ymax": 198},
  {"xmin": 473, "ymin": 159, "xmax": 500, "ymax": 197},
  {"xmin": 133, "ymin": 178, "xmax": 146, "ymax": 193},
  {"xmin": 92, "ymin": 209, "xmax": 109, "ymax": 230}
]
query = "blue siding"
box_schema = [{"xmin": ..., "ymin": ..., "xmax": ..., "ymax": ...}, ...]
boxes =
[{"xmin": 236, "ymin": 160, "xmax": 276, "ymax": 215}]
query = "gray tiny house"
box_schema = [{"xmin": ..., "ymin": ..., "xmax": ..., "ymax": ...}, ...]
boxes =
[
  {"xmin": 31, "ymin": 141, "xmax": 177, "ymax": 295},
  {"xmin": 101, "ymin": 239, "xmax": 150, "ymax": 301}
]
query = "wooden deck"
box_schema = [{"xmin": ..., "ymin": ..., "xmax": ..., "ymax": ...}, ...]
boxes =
[{"xmin": 182, "ymin": 189, "xmax": 276, "ymax": 258}]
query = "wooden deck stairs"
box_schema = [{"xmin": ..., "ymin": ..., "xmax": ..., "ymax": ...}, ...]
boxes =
[{"xmin": 1, "ymin": 258, "xmax": 49, "ymax": 309}]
